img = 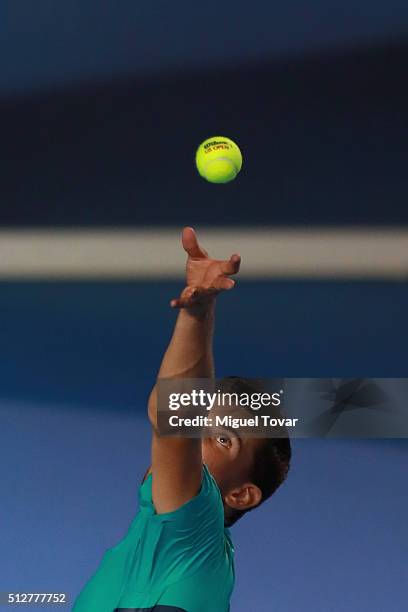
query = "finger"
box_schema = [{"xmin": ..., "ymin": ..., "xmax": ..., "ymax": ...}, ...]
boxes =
[
  {"xmin": 212, "ymin": 277, "xmax": 235, "ymax": 291},
  {"xmin": 170, "ymin": 286, "xmax": 198, "ymax": 308},
  {"xmin": 171, "ymin": 296, "xmax": 198, "ymax": 309},
  {"xmin": 170, "ymin": 295, "xmax": 195, "ymax": 308},
  {"xmin": 182, "ymin": 227, "xmax": 208, "ymax": 259},
  {"xmin": 220, "ymin": 253, "xmax": 241, "ymax": 276},
  {"xmin": 171, "ymin": 286, "xmax": 220, "ymax": 308}
]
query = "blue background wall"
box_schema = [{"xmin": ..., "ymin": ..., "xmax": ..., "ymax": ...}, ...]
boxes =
[
  {"xmin": 0, "ymin": 282, "xmax": 407, "ymax": 610},
  {"xmin": 1, "ymin": 1, "xmax": 408, "ymax": 94}
]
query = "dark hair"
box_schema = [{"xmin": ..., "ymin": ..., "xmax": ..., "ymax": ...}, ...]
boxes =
[{"xmin": 217, "ymin": 377, "xmax": 292, "ymax": 526}]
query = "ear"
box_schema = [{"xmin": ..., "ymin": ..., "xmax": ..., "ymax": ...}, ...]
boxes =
[{"xmin": 224, "ymin": 483, "xmax": 262, "ymax": 512}]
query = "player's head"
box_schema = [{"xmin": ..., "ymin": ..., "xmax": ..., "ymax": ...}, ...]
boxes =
[{"xmin": 201, "ymin": 377, "xmax": 291, "ymax": 526}]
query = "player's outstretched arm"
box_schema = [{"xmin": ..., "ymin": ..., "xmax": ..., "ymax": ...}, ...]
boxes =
[{"xmin": 148, "ymin": 227, "xmax": 241, "ymax": 514}]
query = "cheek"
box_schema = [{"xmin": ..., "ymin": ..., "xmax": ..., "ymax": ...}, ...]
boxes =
[
  {"xmin": 202, "ymin": 442, "xmax": 220, "ymax": 470},
  {"xmin": 202, "ymin": 443, "xmax": 230, "ymax": 489},
  {"xmin": 201, "ymin": 442, "xmax": 216, "ymax": 470}
]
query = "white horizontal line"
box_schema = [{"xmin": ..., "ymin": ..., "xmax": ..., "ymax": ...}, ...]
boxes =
[{"xmin": 0, "ymin": 228, "xmax": 407, "ymax": 279}]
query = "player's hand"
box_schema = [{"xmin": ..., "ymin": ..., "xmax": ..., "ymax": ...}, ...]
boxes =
[{"xmin": 170, "ymin": 227, "xmax": 241, "ymax": 309}]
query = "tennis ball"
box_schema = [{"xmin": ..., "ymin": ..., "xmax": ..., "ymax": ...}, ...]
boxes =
[{"xmin": 195, "ymin": 136, "xmax": 242, "ymax": 184}]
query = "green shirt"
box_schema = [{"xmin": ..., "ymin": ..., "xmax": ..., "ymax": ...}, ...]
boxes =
[{"xmin": 73, "ymin": 465, "xmax": 235, "ymax": 612}]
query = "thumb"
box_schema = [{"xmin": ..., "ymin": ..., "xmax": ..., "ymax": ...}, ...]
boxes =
[{"xmin": 182, "ymin": 227, "xmax": 208, "ymax": 258}]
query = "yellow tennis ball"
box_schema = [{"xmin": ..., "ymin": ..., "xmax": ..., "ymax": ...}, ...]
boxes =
[{"xmin": 195, "ymin": 136, "xmax": 242, "ymax": 184}]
